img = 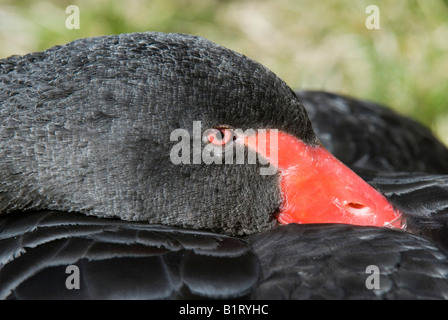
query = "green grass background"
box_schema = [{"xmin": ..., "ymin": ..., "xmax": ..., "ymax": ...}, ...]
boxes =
[{"xmin": 1, "ymin": 0, "xmax": 447, "ymax": 145}]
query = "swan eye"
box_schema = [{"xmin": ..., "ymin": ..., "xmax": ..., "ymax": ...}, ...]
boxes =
[{"xmin": 205, "ymin": 127, "xmax": 234, "ymax": 146}]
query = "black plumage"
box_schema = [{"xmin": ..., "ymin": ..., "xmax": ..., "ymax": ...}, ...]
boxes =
[
  {"xmin": 1, "ymin": 32, "xmax": 448, "ymax": 300},
  {"xmin": 2, "ymin": 208, "xmax": 448, "ymax": 300},
  {"xmin": 298, "ymin": 90, "xmax": 448, "ymax": 174}
]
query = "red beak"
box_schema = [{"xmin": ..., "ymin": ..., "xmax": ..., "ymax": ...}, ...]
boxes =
[{"xmin": 240, "ymin": 130, "xmax": 406, "ymax": 229}]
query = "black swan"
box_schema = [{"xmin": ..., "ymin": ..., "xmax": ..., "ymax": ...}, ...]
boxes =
[{"xmin": 1, "ymin": 32, "xmax": 448, "ymax": 300}]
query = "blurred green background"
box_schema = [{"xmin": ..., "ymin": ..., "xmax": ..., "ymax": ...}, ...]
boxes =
[{"xmin": 1, "ymin": 0, "xmax": 447, "ymax": 145}]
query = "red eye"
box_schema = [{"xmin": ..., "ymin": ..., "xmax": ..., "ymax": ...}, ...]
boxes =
[{"xmin": 206, "ymin": 128, "xmax": 234, "ymax": 146}]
